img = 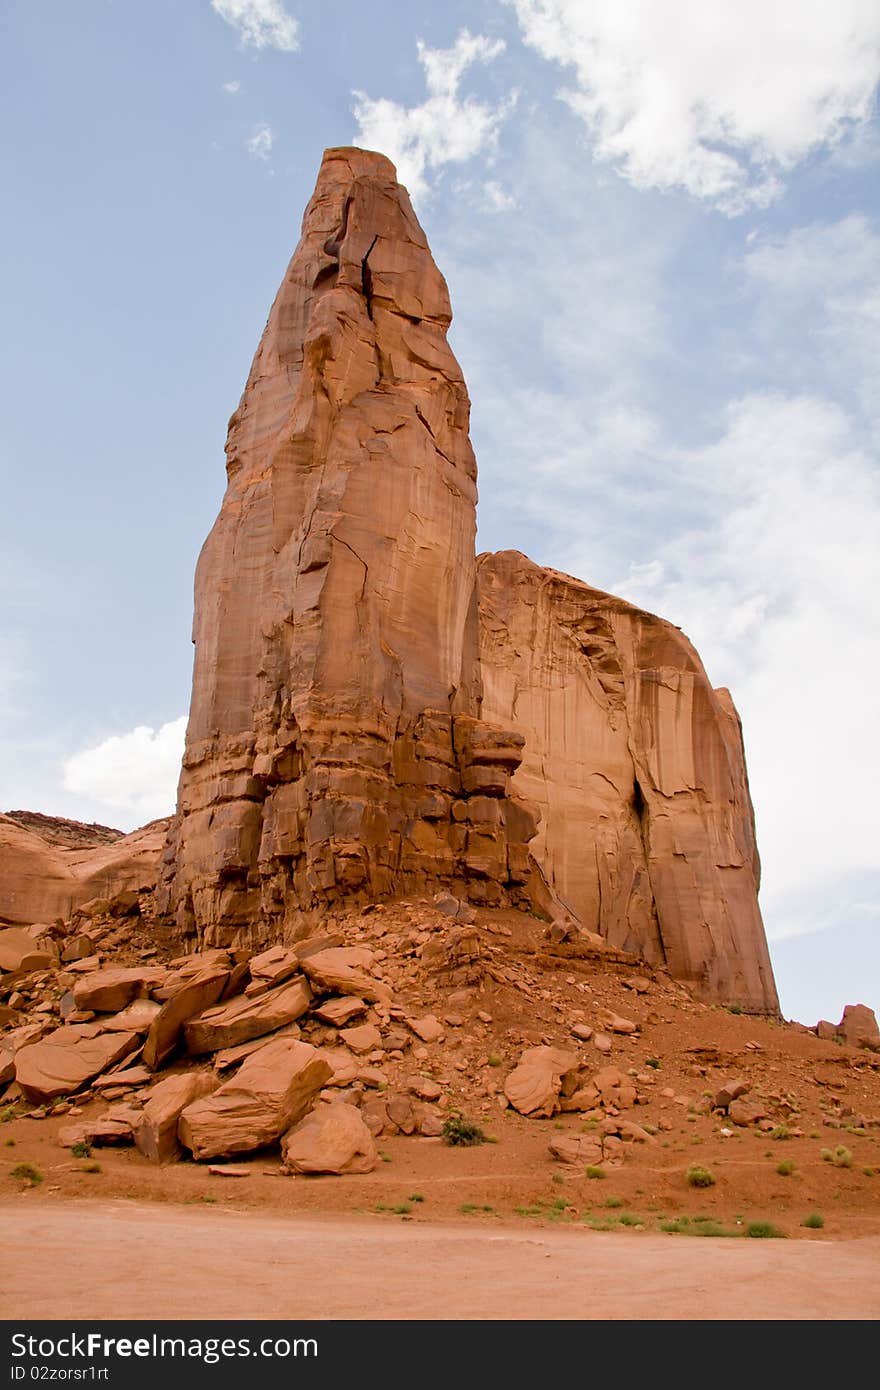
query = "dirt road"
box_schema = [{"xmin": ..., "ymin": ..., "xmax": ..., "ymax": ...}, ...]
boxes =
[{"xmin": 2, "ymin": 1199, "xmax": 878, "ymax": 1320}]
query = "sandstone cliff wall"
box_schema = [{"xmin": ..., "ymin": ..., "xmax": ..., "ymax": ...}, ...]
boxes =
[{"xmin": 477, "ymin": 552, "xmax": 778, "ymax": 1013}]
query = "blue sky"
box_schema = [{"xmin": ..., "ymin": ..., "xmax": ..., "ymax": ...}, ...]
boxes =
[{"xmin": 2, "ymin": 0, "xmax": 879, "ymax": 1026}]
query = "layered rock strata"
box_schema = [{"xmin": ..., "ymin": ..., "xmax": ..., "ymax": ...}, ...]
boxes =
[
  {"xmin": 477, "ymin": 551, "xmax": 778, "ymax": 1013},
  {"xmin": 159, "ymin": 148, "xmax": 540, "ymax": 946}
]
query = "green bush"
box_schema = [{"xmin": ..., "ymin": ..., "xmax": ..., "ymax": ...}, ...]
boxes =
[
  {"xmin": 10, "ymin": 1163, "xmax": 42, "ymax": 1187},
  {"xmin": 802, "ymin": 1211, "xmax": 825, "ymax": 1230},
  {"xmin": 585, "ymin": 1166, "xmax": 606, "ymax": 1179},
  {"xmin": 441, "ymin": 1114, "xmax": 487, "ymax": 1147},
  {"xmin": 71, "ymin": 1141, "xmax": 92, "ymax": 1158},
  {"xmin": 686, "ymin": 1164, "xmax": 716, "ymax": 1188},
  {"xmin": 776, "ymin": 1160, "xmax": 795, "ymax": 1177},
  {"xmin": 821, "ymin": 1145, "xmax": 853, "ymax": 1168},
  {"xmin": 746, "ymin": 1221, "xmax": 785, "ymax": 1239}
]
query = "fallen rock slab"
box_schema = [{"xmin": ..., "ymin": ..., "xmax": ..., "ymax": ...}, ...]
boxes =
[
  {"xmin": 58, "ymin": 1117, "xmax": 135, "ymax": 1148},
  {"xmin": 300, "ymin": 949, "xmax": 392, "ymax": 1006},
  {"xmin": 72, "ymin": 967, "xmax": 166, "ymax": 1014},
  {"xmin": 406, "ymin": 1014, "xmax": 444, "ymax": 1043},
  {"xmin": 838, "ymin": 1004, "xmax": 880, "ymax": 1050},
  {"xmin": 314, "ymin": 997, "xmax": 367, "ymax": 1027},
  {"xmin": 339, "ymin": 1023, "xmax": 382, "ymax": 1055},
  {"xmin": 184, "ymin": 976, "xmax": 312, "ymax": 1055},
  {"xmin": 15, "ymin": 1025, "xmax": 140, "ymax": 1103},
  {"xmin": 100, "ymin": 1000, "xmax": 162, "ymax": 1034},
  {"xmin": 213, "ymin": 1024, "xmax": 301, "ymax": 1072},
  {"xmin": 134, "ymin": 1071, "xmax": 219, "ymax": 1163},
  {"xmin": 282, "ymin": 1102, "xmax": 377, "ymax": 1175},
  {"xmin": 729, "ymin": 1097, "xmax": 768, "ymax": 1127},
  {"xmin": 178, "ymin": 1038, "xmax": 332, "ymax": 1160},
  {"xmin": 93, "ymin": 1064, "xmax": 153, "ymax": 1091},
  {"xmin": 142, "ymin": 968, "xmax": 230, "ymax": 1071},
  {"xmin": 0, "ymin": 927, "xmax": 53, "ymax": 977},
  {"xmin": 208, "ymin": 1164, "xmax": 251, "ymax": 1177},
  {"xmin": 504, "ymin": 1046, "xmax": 578, "ymax": 1117}
]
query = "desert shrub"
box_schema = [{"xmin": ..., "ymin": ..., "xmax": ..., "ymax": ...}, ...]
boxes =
[
  {"xmin": 441, "ymin": 1114, "xmax": 487, "ymax": 1147},
  {"xmin": 585, "ymin": 1166, "xmax": 606, "ymax": 1179},
  {"xmin": 821, "ymin": 1145, "xmax": 853, "ymax": 1168},
  {"xmin": 776, "ymin": 1160, "xmax": 795, "ymax": 1177},
  {"xmin": 686, "ymin": 1164, "xmax": 715, "ymax": 1188},
  {"xmin": 71, "ymin": 1141, "xmax": 92, "ymax": 1158},
  {"xmin": 746, "ymin": 1221, "xmax": 785, "ymax": 1239},
  {"xmin": 802, "ymin": 1211, "xmax": 825, "ymax": 1230},
  {"xmin": 10, "ymin": 1162, "xmax": 42, "ymax": 1187}
]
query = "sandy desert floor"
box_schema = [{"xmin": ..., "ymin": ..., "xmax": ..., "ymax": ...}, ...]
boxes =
[{"xmin": 2, "ymin": 1198, "xmax": 878, "ymax": 1320}]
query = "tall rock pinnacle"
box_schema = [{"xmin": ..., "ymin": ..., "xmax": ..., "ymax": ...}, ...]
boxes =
[
  {"xmin": 160, "ymin": 146, "xmax": 778, "ymax": 1014},
  {"xmin": 160, "ymin": 148, "xmax": 540, "ymax": 943}
]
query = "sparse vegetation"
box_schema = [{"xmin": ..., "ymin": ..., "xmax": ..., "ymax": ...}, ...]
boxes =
[
  {"xmin": 586, "ymin": 1166, "xmax": 606, "ymax": 1179},
  {"xmin": 802, "ymin": 1211, "xmax": 825, "ymax": 1229},
  {"xmin": 746, "ymin": 1221, "xmax": 785, "ymax": 1239},
  {"xmin": 770, "ymin": 1126, "xmax": 791, "ymax": 1141},
  {"xmin": 71, "ymin": 1142, "xmax": 92, "ymax": 1158},
  {"xmin": 441, "ymin": 1114, "xmax": 487, "ymax": 1147},
  {"xmin": 487, "ymin": 1054, "xmax": 503, "ymax": 1067},
  {"xmin": 10, "ymin": 1162, "xmax": 43, "ymax": 1187},
  {"xmin": 378, "ymin": 1150, "xmax": 392, "ymax": 1163},
  {"xmin": 407, "ymin": 1192, "xmax": 425, "ymax": 1203},
  {"xmin": 821, "ymin": 1145, "xmax": 853, "ymax": 1168},
  {"xmin": 776, "ymin": 1160, "xmax": 795, "ymax": 1177},
  {"xmin": 645, "ymin": 1057, "xmax": 661, "ymax": 1069},
  {"xmin": 686, "ymin": 1164, "xmax": 716, "ymax": 1188},
  {"xmin": 80, "ymin": 1161, "xmax": 102, "ymax": 1174},
  {"xmin": 604, "ymin": 1196, "xmax": 624, "ymax": 1208}
]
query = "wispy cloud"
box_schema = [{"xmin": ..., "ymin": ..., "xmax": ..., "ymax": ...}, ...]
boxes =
[
  {"xmin": 352, "ymin": 29, "xmax": 515, "ymax": 199},
  {"xmin": 508, "ymin": 0, "xmax": 880, "ymax": 212},
  {"xmin": 223, "ymin": 79, "xmax": 241, "ymax": 94},
  {"xmin": 246, "ymin": 122, "xmax": 274, "ymax": 161},
  {"xmin": 62, "ymin": 717, "xmax": 187, "ymax": 823},
  {"xmin": 211, "ymin": 0, "xmax": 299, "ymax": 53}
]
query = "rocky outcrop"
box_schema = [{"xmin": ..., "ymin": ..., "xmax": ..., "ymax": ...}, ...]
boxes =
[
  {"xmin": 149, "ymin": 146, "xmax": 777, "ymax": 1013},
  {"xmin": 0, "ymin": 813, "xmax": 169, "ymax": 929},
  {"xmin": 477, "ymin": 551, "xmax": 778, "ymax": 1013},
  {"xmin": 159, "ymin": 147, "xmax": 540, "ymax": 947}
]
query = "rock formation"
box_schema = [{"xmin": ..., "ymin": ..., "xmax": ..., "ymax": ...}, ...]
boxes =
[
  {"xmin": 156, "ymin": 145, "xmax": 778, "ymax": 1013},
  {"xmin": 477, "ymin": 552, "xmax": 779, "ymax": 1012},
  {"xmin": 159, "ymin": 147, "xmax": 541, "ymax": 946},
  {"xmin": 0, "ymin": 813, "xmax": 168, "ymax": 930}
]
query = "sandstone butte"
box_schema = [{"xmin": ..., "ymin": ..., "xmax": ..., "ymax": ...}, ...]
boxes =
[{"xmin": 2, "ymin": 147, "xmax": 779, "ymax": 1016}]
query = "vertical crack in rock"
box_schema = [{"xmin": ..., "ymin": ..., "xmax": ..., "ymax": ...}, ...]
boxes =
[{"xmin": 361, "ymin": 234, "xmax": 379, "ymax": 320}]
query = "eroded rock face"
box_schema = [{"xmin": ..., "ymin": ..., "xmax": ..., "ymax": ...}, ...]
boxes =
[
  {"xmin": 159, "ymin": 147, "xmax": 539, "ymax": 947},
  {"xmin": 478, "ymin": 551, "xmax": 779, "ymax": 1014},
  {"xmin": 0, "ymin": 814, "xmax": 168, "ymax": 929}
]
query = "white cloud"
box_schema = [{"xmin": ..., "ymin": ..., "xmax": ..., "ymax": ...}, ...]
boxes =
[
  {"xmin": 246, "ymin": 122, "xmax": 274, "ymax": 161},
  {"xmin": 352, "ymin": 30, "xmax": 513, "ymax": 199},
  {"xmin": 744, "ymin": 215, "xmax": 880, "ymax": 428},
  {"xmin": 613, "ymin": 393, "xmax": 880, "ymax": 940},
  {"xmin": 508, "ymin": 0, "xmax": 880, "ymax": 212},
  {"xmin": 62, "ymin": 717, "xmax": 187, "ymax": 822},
  {"xmin": 483, "ymin": 180, "xmax": 516, "ymax": 212},
  {"xmin": 223, "ymin": 80, "xmax": 241, "ymax": 94},
  {"xmin": 211, "ymin": 0, "xmax": 299, "ymax": 52}
]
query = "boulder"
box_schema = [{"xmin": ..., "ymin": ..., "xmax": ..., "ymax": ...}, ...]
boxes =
[
  {"xmin": 183, "ymin": 975, "xmax": 312, "ymax": 1055},
  {"xmin": 178, "ymin": 1038, "xmax": 332, "ymax": 1160},
  {"xmin": 72, "ymin": 967, "xmax": 166, "ymax": 1014},
  {"xmin": 101, "ymin": 999, "xmax": 162, "ymax": 1034},
  {"xmin": 142, "ymin": 968, "xmax": 230, "ymax": 1071},
  {"xmin": 281, "ymin": 1102, "xmax": 377, "ymax": 1174},
  {"xmin": 0, "ymin": 927, "xmax": 53, "ymax": 977},
  {"xmin": 58, "ymin": 1117, "xmax": 135, "ymax": 1148},
  {"xmin": 314, "ymin": 996, "xmax": 367, "ymax": 1027},
  {"xmin": 837, "ymin": 1004, "xmax": 880, "ymax": 1050},
  {"xmin": 728, "ymin": 1097, "xmax": 767, "ymax": 1127},
  {"xmin": 504, "ymin": 1046, "xmax": 578, "ymax": 1117},
  {"xmin": 714, "ymin": 1078, "xmax": 750, "ymax": 1110},
  {"xmin": 300, "ymin": 949, "xmax": 392, "ymax": 1006},
  {"xmin": 339, "ymin": 1023, "xmax": 382, "ymax": 1055},
  {"xmin": 548, "ymin": 1134, "xmax": 603, "ymax": 1166},
  {"xmin": 15, "ymin": 1025, "xmax": 140, "ymax": 1102},
  {"xmin": 406, "ymin": 1014, "xmax": 444, "ymax": 1043},
  {"xmin": 134, "ymin": 1071, "xmax": 219, "ymax": 1163},
  {"xmin": 249, "ymin": 945, "xmax": 300, "ymax": 986}
]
